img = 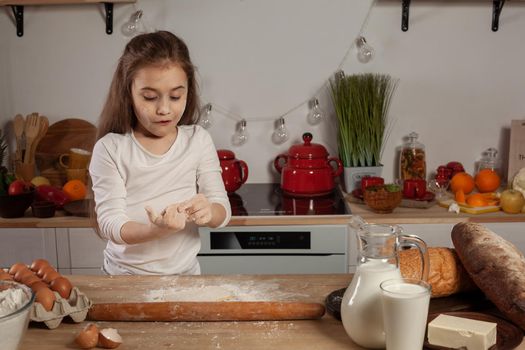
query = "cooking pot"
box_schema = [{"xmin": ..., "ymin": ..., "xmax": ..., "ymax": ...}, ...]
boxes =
[
  {"xmin": 217, "ymin": 149, "xmax": 248, "ymax": 193},
  {"xmin": 274, "ymin": 133, "xmax": 343, "ymax": 197}
]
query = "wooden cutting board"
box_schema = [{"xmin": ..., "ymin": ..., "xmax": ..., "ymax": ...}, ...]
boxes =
[
  {"xmin": 36, "ymin": 118, "xmax": 97, "ymax": 157},
  {"xmin": 35, "ymin": 118, "xmax": 97, "ymax": 183}
]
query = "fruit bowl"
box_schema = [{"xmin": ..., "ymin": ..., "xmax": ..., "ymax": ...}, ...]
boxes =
[
  {"xmin": 364, "ymin": 184, "xmax": 402, "ymax": 214},
  {"xmin": 0, "ymin": 190, "xmax": 35, "ymax": 218}
]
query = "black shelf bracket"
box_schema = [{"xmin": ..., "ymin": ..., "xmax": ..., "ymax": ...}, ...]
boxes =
[
  {"xmin": 492, "ymin": 0, "xmax": 506, "ymax": 32},
  {"xmin": 11, "ymin": 5, "xmax": 24, "ymax": 37},
  {"xmin": 401, "ymin": 0, "xmax": 411, "ymax": 32},
  {"xmin": 104, "ymin": 2, "xmax": 114, "ymax": 35}
]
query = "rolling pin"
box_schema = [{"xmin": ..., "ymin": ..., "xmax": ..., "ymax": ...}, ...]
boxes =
[{"xmin": 87, "ymin": 301, "xmax": 326, "ymax": 321}]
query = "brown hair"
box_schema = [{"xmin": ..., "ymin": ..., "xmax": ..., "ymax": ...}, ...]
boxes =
[{"xmin": 96, "ymin": 31, "xmax": 200, "ymax": 140}]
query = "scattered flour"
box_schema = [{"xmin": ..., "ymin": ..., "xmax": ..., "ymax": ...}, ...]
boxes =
[{"xmin": 144, "ymin": 280, "xmax": 308, "ymax": 302}]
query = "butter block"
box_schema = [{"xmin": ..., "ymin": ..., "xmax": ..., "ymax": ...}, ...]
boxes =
[{"xmin": 428, "ymin": 314, "xmax": 497, "ymax": 350}]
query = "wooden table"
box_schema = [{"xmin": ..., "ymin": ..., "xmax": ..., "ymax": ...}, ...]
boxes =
[
  {"xmin": 21, "ymin": 274, "xmax": 355, "ymax": 350},
  {"xmin": 20, "ymin": 274, "xmax": 525, "ymax": 350}
]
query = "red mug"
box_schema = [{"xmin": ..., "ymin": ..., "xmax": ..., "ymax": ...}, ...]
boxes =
[
  {"xmin": 403, "ymin": 179, "xmax": 427, "ymax": 199},
  {"xmin": 361, "ymin": 176, "xmax": 384, "ymax": 192}
]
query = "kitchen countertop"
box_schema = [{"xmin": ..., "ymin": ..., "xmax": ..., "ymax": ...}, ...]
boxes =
[
  {"xmin": 1, "ymin": 200, "xmax": 524, "ymax": 228},
  {"xmin": 20, "ymin": 274, "xmax": 525, "ymax": 349}
]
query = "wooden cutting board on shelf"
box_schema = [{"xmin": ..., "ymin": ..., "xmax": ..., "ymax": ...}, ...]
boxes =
[
  {"xmin": 35, "ymin": 118, "xmax": 97, "ymax": 185},
  {"xmin": 36, "ymin": 118, "xmax": 97, "ymax": 156}
]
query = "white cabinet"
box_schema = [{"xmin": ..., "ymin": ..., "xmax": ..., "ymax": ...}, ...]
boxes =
[
  {"xmin": 0, "ymin": 228, "xmax": 57, "ymax": 269},
  {"xmin": 56, "ymin": 228, "xmax": 106, "ymax": 275}
]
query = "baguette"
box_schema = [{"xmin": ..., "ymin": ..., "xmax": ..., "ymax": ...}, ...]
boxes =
[
  {"xmin": 399, "ymin": 247, "xmax": 477, "ymax": 298},
  {"xmin": 451, "ymin": 222, "xmax": 525, "ymax": 331}
]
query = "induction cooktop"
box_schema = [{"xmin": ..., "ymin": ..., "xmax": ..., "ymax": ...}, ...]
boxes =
[{"xmin": 227, "ymin": 183, "xmax": 350, "ymax": 216}]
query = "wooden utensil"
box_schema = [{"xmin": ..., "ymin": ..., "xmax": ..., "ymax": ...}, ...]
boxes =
[
  {"xmin": 23, "ymin": 113, "xmax": 40, "ymax": 164},
  {"xmin": 27, "ymin": 115, "xmax": 49, "ymax": 165},
  {"xmin": 87, "ymin": 301, "xmax": 326, "ymax": 322},
  {"xmin": 13, "ymin": 114, "xmax": 25, "ymax": 162}
]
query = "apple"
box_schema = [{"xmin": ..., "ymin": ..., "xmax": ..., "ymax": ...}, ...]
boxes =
[
  {"xmin": 500, "ymin": 189, "xmax": 525, "ymax": 214},
  {"xmin": 8, "ymin": 180, "xmax": 29, "ymax": 196},
  {"xmin": 446, "ymin": 161, "xmax": 465, "ymax": 177}
]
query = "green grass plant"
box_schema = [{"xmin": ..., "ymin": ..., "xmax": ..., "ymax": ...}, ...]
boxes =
[{"xmin": 330, "ymin": 73, "xmax": 397, "ymax": 167}]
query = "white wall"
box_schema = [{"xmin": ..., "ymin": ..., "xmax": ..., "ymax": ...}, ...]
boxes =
[{"xmin": 1, "ymin": 0, "xmax": 524, "ymax": 184}]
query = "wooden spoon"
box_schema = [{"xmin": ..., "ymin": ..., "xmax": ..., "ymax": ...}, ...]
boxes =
[
  {"xmin": 13, "ymin": 114, "xmax": 25, "ymax": 162},
  {"xmin": 27, "ymin": 115, "xmax": 49, "ymax": 168},
  {"xmin": 23, "ymin": 113, "xmax": 40, "ymax": 164}
]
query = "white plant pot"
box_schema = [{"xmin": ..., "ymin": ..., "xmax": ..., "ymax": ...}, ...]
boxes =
[{"xmin": 343, "ymin": 165, "xmax": 384, "ymax": 192}]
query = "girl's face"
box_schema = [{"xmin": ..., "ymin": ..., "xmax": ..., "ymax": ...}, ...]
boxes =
[{"xmin": 131, "ymin": 63, "xmax": 188, "ymax": 138}]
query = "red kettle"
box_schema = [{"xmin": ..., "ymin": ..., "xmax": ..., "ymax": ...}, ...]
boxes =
[
  {"xmin": 274, "ymin": 133, "xmax": 343, "ymax": 197},
  {"xmin": 217, "ymin": 149, "xmax": 248, "ymax": 193}
]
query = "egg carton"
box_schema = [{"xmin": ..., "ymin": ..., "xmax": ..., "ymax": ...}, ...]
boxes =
[{"xmin": 29, "ymin": 286, "xmax": 92, "ymax": 329}]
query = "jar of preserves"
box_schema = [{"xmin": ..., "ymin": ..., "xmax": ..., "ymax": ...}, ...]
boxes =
[{"xmin": 400, "ymin": 132, "xmax": 426, "ymax": 180}]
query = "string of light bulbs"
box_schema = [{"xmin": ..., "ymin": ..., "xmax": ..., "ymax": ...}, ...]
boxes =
[
  {"xmin": 200, "ymin": 0, "xmax": 378, "ymax": 146},
  {"xmin": 122, "ymin": 1, "xmax": 377, "ymax": 146}
]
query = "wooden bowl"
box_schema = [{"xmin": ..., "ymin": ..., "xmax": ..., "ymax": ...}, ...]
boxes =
[
  {"xmin": 364, "ymin": 185, "xmax": 402, "ymax": 214},
  {"xmin": 0, "ymin": 190, "xmax": 35, "ymax": 218}
]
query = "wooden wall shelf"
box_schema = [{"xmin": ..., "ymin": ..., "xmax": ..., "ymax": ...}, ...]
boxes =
[{"xmin": 0, "ymin": 0, "xmax": 136, "ymax": 37}]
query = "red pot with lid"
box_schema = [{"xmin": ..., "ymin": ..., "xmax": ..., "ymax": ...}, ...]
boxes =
[
  {"xmin": 217, "ymin": 149, "xmax": 249, "ymax": 193},
  {"xmin": 274, "ymin": 133, "xmax": 343, "ymax": 197}
]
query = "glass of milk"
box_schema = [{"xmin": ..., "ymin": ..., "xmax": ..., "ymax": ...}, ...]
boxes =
[{"xmin": 380, "ymin": 278, "xmax": 431, "ymax": 350}]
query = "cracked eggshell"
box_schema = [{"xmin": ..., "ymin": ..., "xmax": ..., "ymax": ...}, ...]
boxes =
[
  {"xmin": 98, "ymin": 328, "xmax": 123, "ymax": 349},
  {"xmin": 75, "ymin": 323, "xmax": 99, "ymax": 349}
]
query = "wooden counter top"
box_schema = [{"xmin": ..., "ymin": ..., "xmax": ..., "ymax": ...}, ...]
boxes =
[
  {"xmin": 21, "ymin": 274, "xmax": 356, "ymax": 350},
  {"xmin": 1, "ymin": 198, "xmax": 524, "ymax": 229},
  {"xmin": 19, "ymin": 274, "xmax": 525, "ymax": 350}
]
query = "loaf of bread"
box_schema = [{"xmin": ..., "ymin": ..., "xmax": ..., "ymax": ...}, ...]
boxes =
[
  {"xmin": 399, "ymin": 247, "xmax": 477, "ymax": 298},
  {"xmin": 452, "ymin": 222, "xmax": 525, "ymax": 331}
]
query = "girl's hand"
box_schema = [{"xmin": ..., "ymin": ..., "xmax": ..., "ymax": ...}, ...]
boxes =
[
  {"xmin": 145, "ymin": 204, "xmax": 187, "ymax": 232},
  {"xmin": 179, "ymin": 194, "xmax": 213, "ymax": 226}
]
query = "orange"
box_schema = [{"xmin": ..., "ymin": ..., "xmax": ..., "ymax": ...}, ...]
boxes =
[
  {"xmin": 455, "ymin": 189, "xmax": 466, "ymax": 204},
  {"xmin": 62, "ymin": 180, "xmax": 87, "ymax": 201},
  {"xmin": 475, "ymin": 169, "xmax": 501, "ymax": 193},
  {"xmin": 449, "ymin": 172, "xmax": 475, "ymax": 194},
  {"xmin": 466, "ymin": 193, "xmax": 489, "ymax": 207}
]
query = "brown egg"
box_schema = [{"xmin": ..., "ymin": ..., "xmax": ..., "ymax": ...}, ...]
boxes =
[
  {"xmin": 14, "ymin": 268, "xmax": 34, "ymax": 282},
  {"xmin": 42, "ymin": 269, "xmax": 61, "ymax": 284},
  {"xmin": 50, "ymin": 276, "xmax": 73, "ymax": 299},
  {"xmin": 20, "ymin": 273, "xmax": 41, "ymax": 286},
  {"xmin": 30, "ymin": 259, "xmax": 50, "ymax": 272},
  {"xmin": 31, "ymin": 281, "xmax": 49, "ymax": 293},
  {"xmin": 36, "ymin": 265, "xmax": 55, "ymax": 278},
  {"xmin": 75, "ymin": 323, "xmax": 99, "ymax": 349},
  {"xmin": 9, "ymin": 262, "xmax": 28, "ymax": 275},
  {"xmin": 0, "ymin": 271, "xmax": 14, "ymax": 281},
  {"xmin": 35, "ymin": 287, "xmax": 56, "ymax": 311}
]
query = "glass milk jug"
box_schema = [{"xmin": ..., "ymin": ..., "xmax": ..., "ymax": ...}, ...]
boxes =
[{"xmin": 341, "ymin": 221, "xmax": 429, "ymax": 349}]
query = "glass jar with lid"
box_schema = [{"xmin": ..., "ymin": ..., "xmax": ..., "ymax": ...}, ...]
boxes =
[
  {"xmin": 399, "ymin": 132, "xmax": 426, "ymax": 180},
  {"xmin": 476, "ymin": 148, "xmax": 501, "ymax": 176}
]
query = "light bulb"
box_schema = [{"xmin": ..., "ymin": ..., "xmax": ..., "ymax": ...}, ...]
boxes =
[
  {"xmin": 335, "ymin": 70, "xmax": 345, "ymax": 82},
  {"xmin": 307, "ymin": 98, "xmax": 324, "ymax": 125},
  {"xmin": 199, "ymin": 103, "xmax": 213, "ymax": 129},
  {"xmin": 272, "ymin": 117, "xmax": 289, "ymax": 144},
  {"xmin": 121, "ymin": 10, "xmax": 143, "ymax": 36},
  {"xmin": 231, "ymin": 119, "xmax": 249, "ymax": 146},
  {"xmin": 355, "ymin": 36, "xmax": 374, "ymax": 64}
]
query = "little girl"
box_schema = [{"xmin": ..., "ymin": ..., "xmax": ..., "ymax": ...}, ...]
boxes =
[{"xmin": 89, "ymin": 31, "xmax": 231, "ymax": 275}]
